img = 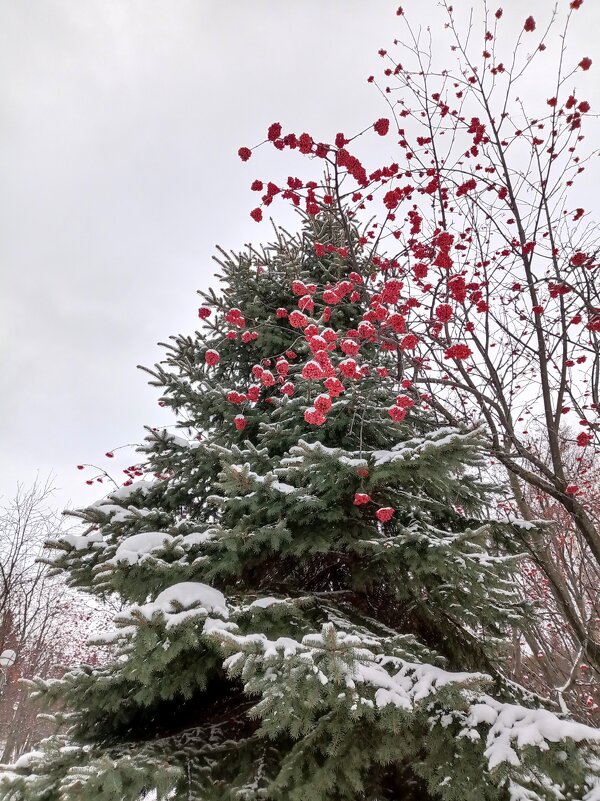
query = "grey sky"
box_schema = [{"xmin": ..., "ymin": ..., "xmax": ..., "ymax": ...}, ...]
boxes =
[{"xmin": 1, "ymin": 1, "xmax": 598, "ymax": 512}]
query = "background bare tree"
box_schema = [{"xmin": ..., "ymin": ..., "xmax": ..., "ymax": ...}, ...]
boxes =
[
  {"xmin": 0, "ymin": 480, "xmax": 106, "ymax": 762},
  {"xmin": 492, "ymin": 433, "xmax": 600, "ymax": 722}
]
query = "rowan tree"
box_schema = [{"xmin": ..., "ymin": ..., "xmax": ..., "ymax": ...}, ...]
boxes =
[{"xmin": 238, "ymin": 0, "xmax": 600, "ymax": 670}]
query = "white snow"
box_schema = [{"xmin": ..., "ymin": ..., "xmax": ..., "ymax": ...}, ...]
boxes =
[
  {"xmin": 153, "ymin": 582, "xmax": 228, "ymax": 616},
  {"xmin": 162, "ymin": 609, "xmax": 208, "ymax": 630},
  {"xmin": 288, "ymin": 440, "xmax": 368, "ymax": 469},
  {"xmin": 13, "ymin": 751, "xmax": 43, "ymax": 769},
  {"xmin": 281, "ymin": 431, "xmax": 478, "ymax": 474},
  {"xmin": 202, "ymin": 616, "xmax": 237, "ymax": 634},
  {"xmin": 506, "ymin": 517, "xmax": 545, "ymax": 531},
  {"xmin": 270, "ymin": 480, "xmax": 296, "ymax": 494},
  {"xmin": 163, "ymin": 432, "xmax": 191, "ymax": 449},
  {"xmin": 232, "ymin": 466, "xmax": 296, "ymax": 495},
  {"xmin": 463, "ymin": 696, "xmax": 600, "ymax": 770},
  {"xmin": 103, "ymin": 480, "xmax": 153, "ymax": 502},
  {"xmin": 59, "ymin": 530, "xmax": 104, "ymax": 551},
  {"xmin": 372, "ymin": 427, "xmax": 477, "ymax": 465},
  {"xmin": 77, "ymin": 480, "xmax": 155, "ymax": 524},
  {"xmin": 181, "ymin": 530, "xmax": 216, "ymax": 546},
  {"xmin": 88, "ymin": 504, "xmax": 136, "ymax": 523},
  {"xmin": 584, "ymin": 776, "xmax": 600, "ymax": 801},
  {"xmin": 90, "ymin": 625, "xmax": 136, "ymax": 645},
  {"xmin": 120, "ymin": 582, "xmax": 229, "ymax": 632},
  {"xmin": 249, "ymin": 597, "xmax": 287, "ymax": 609},
  {"xmin": 206, "ymin": 618, "xmax": 600, "ymax": 774},
  {"xmin": 208, "ymin": 622, "xmax": 487, "ymax": 712},
  {"xmin": 117, "ymin": 581, "xmax": 229, "ymax": 632},
  {"xmin": 372, "ymin": 661, "xmax": 484, "ymax": 710},
  {"xmin": 111, "ymin": 531, "xmax": 173, "ymax": 565}
]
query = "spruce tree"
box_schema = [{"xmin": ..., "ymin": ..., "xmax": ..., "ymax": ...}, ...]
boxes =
[{"xmin": 1, "ymin": 212, "xmax": 599, "ymax": 801}]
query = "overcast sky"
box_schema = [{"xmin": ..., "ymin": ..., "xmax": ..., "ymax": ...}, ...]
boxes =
[{"xmin": 1, "ymin": 0, "xmax": 598, "ymax": 513}]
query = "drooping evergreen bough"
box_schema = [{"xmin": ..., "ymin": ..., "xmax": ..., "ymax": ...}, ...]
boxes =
[{"xmin": 2, "ymin": 213, "xmax": 599, "ymax": 801}]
